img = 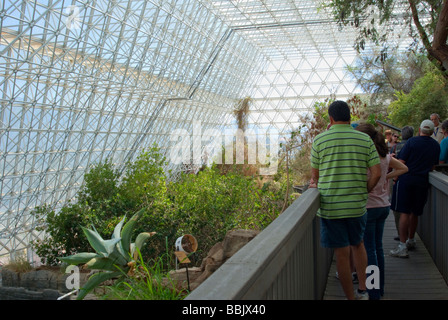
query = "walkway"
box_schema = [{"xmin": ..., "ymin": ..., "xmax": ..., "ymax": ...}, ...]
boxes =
[{"xmin": 323, "ymin": 212, "xmax": 448, "ymax": 300}]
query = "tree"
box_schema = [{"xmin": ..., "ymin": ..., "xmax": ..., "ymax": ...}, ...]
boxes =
[
  {"xmin": 328, "ymin": 0, "xmax": 448, "ymax": 71},
  {"xmin": 388, "ymin": 65, "xmax": 448, "ymax": 129},
  {"xmin": 346, "ymin": 49, "xmax": 429, "ymax": 107},
  {"xmin": 233, "ymin": 97, "xmax": 252, "ymax": 131},
  {"xmin": 412, "ymin": 0, "xmax": 448, "ymax": 70}
]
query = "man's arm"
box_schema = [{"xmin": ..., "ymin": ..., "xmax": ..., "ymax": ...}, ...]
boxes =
[
  {"xmin": 367, "ymin": 163, "xmax": 381, "ymax": 193},
  {"xmin": 309, "ymin": 167, "xmax": 319, "ymax": 188}
]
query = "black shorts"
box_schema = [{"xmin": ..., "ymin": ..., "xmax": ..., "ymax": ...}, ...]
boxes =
[{"xmin": 391, "ymin": 175, "xmax": 429, "ymax": 216}]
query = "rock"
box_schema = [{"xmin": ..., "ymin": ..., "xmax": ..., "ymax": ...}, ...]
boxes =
[
  {"xmin": 167, "ymin": 267, "xmax": 202, "ymax": 291},
  {"xmin": 189, "ymin": 268, "xmax": 214, "ymax": 291},
  {"xmin": 1, "ymin": 268, "xmax": 19, "ymax": 287},
  {"xmin": 42, "ymin": 289, "xmax": 61, "ymax": 300},
  {"xmin": 0, "ymin": 286, "xmax": 62, "ymax": 300},
  {"xmin": 222, "ymin": 229, "xmax": 259, "ymax": 259},
  {"xmin": 188, "ymin": 229, "xmax": 259, "ymax": 291},
  {"xmin": 208, "ymin": 242, "xmax": 225, "ymax": 263},
  {"xmin": 21, "ymin": 270, "xmax": 56, "ymax": 291},
  {"xmin": 0, "ymin": 265, "xmax": 91, "ymax": 298}
]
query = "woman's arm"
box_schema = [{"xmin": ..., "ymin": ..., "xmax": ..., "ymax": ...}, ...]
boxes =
[{"xmin": 386, "ymin": 156, "xmax": 408, "ymax": 180}]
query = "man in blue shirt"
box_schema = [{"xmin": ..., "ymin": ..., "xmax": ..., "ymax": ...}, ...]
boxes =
[{"xmin": 390, "ymin": 120, "xmax": 440, "ymax": 258}]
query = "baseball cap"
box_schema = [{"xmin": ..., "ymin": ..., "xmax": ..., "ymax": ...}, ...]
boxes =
[{"xmin": 420, "ymin": 119, "xmax": 435, "ymax": 134}]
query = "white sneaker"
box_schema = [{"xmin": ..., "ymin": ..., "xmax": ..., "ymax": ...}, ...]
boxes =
[
  {"xmin": 355, "ymin": 290, "xmax": 369, "ymax": 300},
  {"xmin": 390, "ymin": 244, "xmax": 409, "ymax": 258},
  {"xmin": 406, "ymin": 239, "xmax": 416, "ymax": 251}
]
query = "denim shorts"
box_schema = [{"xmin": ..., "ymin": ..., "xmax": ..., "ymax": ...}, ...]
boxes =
[{"xmin": 320, "ymin": 214, "xmax": 367, "ymax": 248}]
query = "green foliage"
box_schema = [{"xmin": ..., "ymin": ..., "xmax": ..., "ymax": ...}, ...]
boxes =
[
  {"xmin": 118, "ymin": 146, "xmax": 178, "ymax": 260},
  {"xmin": 32, "ymin": 204, "xmax": 98, "ymax": 266},
  {"xmin": 78, "ymin": 160, "xmax": 121, "ymax": 212},
  {"xmin": 289, "ymin": 99, "xmax": 332, "ymax": 185},
  {"xmin": 388, "ymin": 67, "xmax": 448, "ymax": 129},
  {"xmin": 31, "ymin": 144, "xmax": 285, "ymax": 273},
  {"xmin": 326, "ymin": 0, "xmax": 442, "ymax": 53},
  {"xmin": 102, "ymin": 250, "xmax": 186, "ymax": 300},
  {"xmin": 31, "ymin": 145, "xmax": 173, "ymax": 266},
  {"xmin": 168, "ymin": 165, "xmax": 284, "ymax": 261},
  {"xmin": 327, "ymin": 0, "xmax": 397, "ymax": 51},
  {"xmin": 59, "ymin": 208, "xmax": 156, "ymax": 300},
  {"xmin": 120, "ymin": 146, "xmax": 169, "ymax": 210}
]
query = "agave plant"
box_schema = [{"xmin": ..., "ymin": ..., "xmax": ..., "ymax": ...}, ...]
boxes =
[{"xmin": 59, "ymin": 208, "xmax": 155, "ymax": 300}]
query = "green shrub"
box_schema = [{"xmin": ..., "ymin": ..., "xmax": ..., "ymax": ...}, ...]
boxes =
[
  {"xmin": 101, "ymin": 251, "xmax": 186, "ymax": 300},
  {"xmin": 31, "ymin": 145, "xmax": 174, "ymax": 266},
  {"xmin": 168, "ymin": 165, "xmax": 284, "ymax": 262},
  {"xmin": 31, "ymin": 145, "xmax": 285, "ymax": 270},
  {"xmin": 388, "ymin": 67, "xmax": 448, "ymax": 129}
]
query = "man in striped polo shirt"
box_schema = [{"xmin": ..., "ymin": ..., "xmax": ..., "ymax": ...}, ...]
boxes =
[{"xmin": 309, "ymin": 100, "xmax": 381, "ymax": 300}]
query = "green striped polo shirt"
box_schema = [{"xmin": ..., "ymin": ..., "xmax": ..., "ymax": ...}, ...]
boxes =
[{"xmin": 310, "ymin": 124, "xmax": 380, "ymax": 219}]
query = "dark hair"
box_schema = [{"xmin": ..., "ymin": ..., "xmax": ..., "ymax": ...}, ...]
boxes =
[
  {"xmin": 328, "ymin": 100, "xmax": 350, "ymax": 122},
  {"xmin": 356, "ymin": 123, "xmax": 388, "ymax": 158}
]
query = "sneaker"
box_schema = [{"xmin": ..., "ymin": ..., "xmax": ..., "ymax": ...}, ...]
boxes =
[
  {"xmin": 406, "ymin": 239, "xmax": 416, "ymax": 251},
  {"xmin": 355, "ymin": 289, "xmax": 369, "ymax": 300},
  {"xmin": 390, "ymin": 244, "xmax": 409, "ymax": 258}
]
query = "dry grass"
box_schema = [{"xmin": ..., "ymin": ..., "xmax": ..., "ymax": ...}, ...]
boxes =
[{"xmin": 3, "ymin": 255, "xmax": 33, "ymax": 273}]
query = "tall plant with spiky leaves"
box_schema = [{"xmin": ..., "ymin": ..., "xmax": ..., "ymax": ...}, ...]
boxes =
[{"xmin": 59, "ymin": 208, "xmax": 155, "ymax": 300}]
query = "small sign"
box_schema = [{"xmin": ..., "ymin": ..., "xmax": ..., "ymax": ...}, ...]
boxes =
[{"xmin": 175, "ymin": 251, "xmax": 190, "ymax": 264}]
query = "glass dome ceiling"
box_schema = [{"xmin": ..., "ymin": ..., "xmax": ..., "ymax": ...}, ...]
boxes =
[{"xmin": 0, "ymin": 0, "xmax": 414, "ymax": 262}]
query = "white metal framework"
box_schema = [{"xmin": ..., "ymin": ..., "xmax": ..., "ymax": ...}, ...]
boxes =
[{"xmin": 0, "ymin": 0, "xmax": 414, "ymax": 261}]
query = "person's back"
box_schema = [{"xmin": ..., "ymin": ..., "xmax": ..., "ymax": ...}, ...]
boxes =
[
  {"xmin": 398, "ymin": 134, "xmax": 440, "ymax": 181},
  {"xmin": 311, "ymin": 125, "xmax": 380, "ymax": 219},
  {"xmin": 367, "ymin": 155, "xmax": 391, "ymax": 208}
]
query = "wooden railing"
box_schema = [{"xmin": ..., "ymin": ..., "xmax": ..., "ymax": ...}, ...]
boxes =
[
  {"xmin": 185, "ymin": 188, "xmax": 333, "ymax": 300},
  {"xmin": 418, "ymin": 168, "xmax": 448, "ymax": 284}
]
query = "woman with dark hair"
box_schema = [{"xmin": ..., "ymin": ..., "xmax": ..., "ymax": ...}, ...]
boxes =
[{"xmin": 355, "ymin": 123, "xmax": 408, "ymax": 299}]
